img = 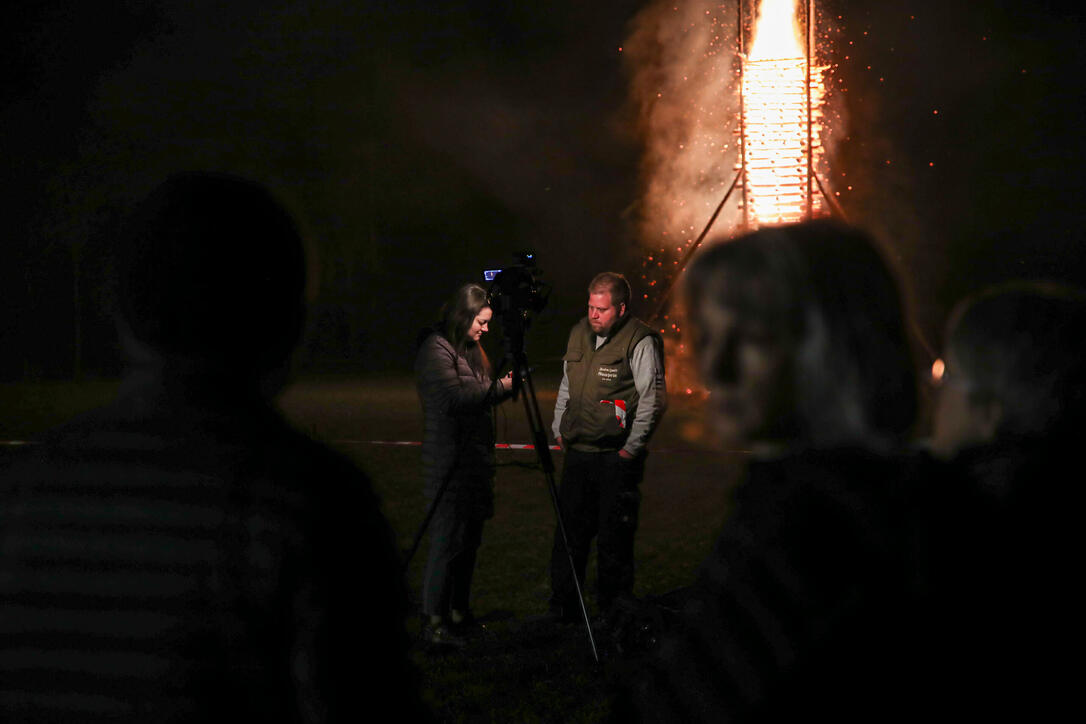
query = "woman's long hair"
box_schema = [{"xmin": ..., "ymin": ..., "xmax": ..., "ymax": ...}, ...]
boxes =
[
  {"xmin": 685, "ymin": 219, "xmax": 917, "ymax": 448},
  {"xmin": 441, "ymin": 283, "xmax": 492, "ymax": 378}
]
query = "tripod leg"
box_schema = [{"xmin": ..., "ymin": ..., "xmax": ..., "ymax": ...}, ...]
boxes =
[
  {"xmin": 402, "ymin": 461, "xmax": 458, "ymax": 575},
  {"xmin": 520, "ymin": 365, "xmax": 599, "ymax": 663}
]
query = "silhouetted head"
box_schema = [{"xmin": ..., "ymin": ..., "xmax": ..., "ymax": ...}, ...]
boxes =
[
  {"xmin": 685, "ymin": 219, "xmax": 916, "ymax": 451},
  {"xmin": 115, "ymin": 172, "xmax": 306, "ymax": 378},
  {"xmin": 932, "ymin": 281, "xmax": 1086, "ymax": 457},
  {"xmin": 587, "ymin": 272, "xmax": 631, "ymax": 337},
  {"xmin": 441, "ymin": 283, "xmax": 493, "ymax": 375}
]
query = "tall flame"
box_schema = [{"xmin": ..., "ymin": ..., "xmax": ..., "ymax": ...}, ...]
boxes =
[
  {"xmin": 742, "ymin": 0, "xmax": 826, "ymax": 226},
  {"xmin": 748, "ymin": 0, "xmax": 804, "ymax": 60}
]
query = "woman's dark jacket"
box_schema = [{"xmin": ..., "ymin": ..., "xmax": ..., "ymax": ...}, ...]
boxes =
[{"xmin": 415, "ymin": 331, "xmax": 506, "ymax": 519}]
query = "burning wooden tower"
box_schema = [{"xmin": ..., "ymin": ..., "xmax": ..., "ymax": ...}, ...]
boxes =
[
  {"xmin": 739, "ymin": 0, "xmax": 827, "ymax": 226},
  {"xmin": 649, "ymin": 0, "xmax": 839, "ymax": 319}
]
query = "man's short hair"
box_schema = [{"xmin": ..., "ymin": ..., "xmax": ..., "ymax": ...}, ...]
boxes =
[
  {"xmin": 588, "ymin": 272, "xmax": 631, "ymax": 309},
  {"xmin": 946, "ymin": 281, "xmax": 1086, "ymax": 439}
]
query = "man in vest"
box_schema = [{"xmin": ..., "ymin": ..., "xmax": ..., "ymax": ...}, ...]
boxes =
[{"xmin": 547, "ymin": 272, "xmax": 667, "ymax": 623}]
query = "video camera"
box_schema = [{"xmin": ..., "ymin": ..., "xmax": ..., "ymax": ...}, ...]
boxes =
[
  {"xmin": 479, "ymin": 253, "xmax": 596, "ymax": 659},
  {"xmin": 483, "ymin": 252, "xmax": 550, "ymax": 327}
]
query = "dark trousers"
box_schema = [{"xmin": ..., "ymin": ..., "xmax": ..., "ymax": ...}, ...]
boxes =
[
  {"xmin": 422, "ymin": 502, "xmax": 485, "ymax": 618},
  {"xmin": 549, "ymin": 448, "xmax": 645, "ymax": 614}
]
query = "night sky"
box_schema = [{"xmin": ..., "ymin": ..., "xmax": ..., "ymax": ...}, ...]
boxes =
[{"xmin": 3, "ymin": 0, "xmax": 1084, "ymax": 379}]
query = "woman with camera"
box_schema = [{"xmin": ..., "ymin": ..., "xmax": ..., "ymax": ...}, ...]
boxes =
[{"xmin": 415, "ymin": 283, "xmax": 513, "ymax": 647}]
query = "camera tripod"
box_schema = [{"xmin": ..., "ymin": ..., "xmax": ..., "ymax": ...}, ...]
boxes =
[{"xmin": 495, "ymin": 333, "xmax": 600, "ymax": 663}]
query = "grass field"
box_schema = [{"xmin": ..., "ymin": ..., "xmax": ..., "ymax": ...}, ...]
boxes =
[{"xmin": 1, "ymin": 374, "xmax": 746, "ymax": 722}]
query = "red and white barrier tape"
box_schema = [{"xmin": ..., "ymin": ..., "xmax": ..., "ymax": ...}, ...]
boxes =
[
  {"xmin": 332, "ymin": 440, "xmax": 561, "ymax": 450},
  {"xmin": 1, "ymin": 439, "xmax": 561, "ymax": 450},
  {"xmin": 2, "ymin": 439, "xmax": 734, "ymax": 453}
]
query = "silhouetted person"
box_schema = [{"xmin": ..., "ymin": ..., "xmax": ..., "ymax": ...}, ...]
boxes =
[
  {"xmin": 0, "ymin": 172, "xmax": 424, "ymax": 722},
  {"xmin": 614, "ymin": 220, "xmax": 934, "ymax": 722},
  {"xmin": 932, "ymin": 281, "xmax": 1086, "ymax": 459},
  {"xmin": 925, "ymin": 281, "xmax": 1086, "ymax": 718}
]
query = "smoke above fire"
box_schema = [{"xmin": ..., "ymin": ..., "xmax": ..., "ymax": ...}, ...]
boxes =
[{"xmin": 624, "ymin": 1, "xmax": 743, "ymax": 277}]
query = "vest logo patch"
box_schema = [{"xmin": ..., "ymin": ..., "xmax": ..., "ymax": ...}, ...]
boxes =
[{"xmin": 597, "ymin": 365, "xmax": 620, "ymax": 382}]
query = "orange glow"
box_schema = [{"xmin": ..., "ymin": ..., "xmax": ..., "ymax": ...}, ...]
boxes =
[
  {"xmin": 742, "ymin": 0, "xmax": 827, "ymax": 226},
  {"xmin": 931, "ymin": 358, "xmax": 945, "ymax": 384}
]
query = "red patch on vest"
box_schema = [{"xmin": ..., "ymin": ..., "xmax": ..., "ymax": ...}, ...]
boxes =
[{"xmin": 599, "ymin": 399, "xmax": 627, "ymax": 428}]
